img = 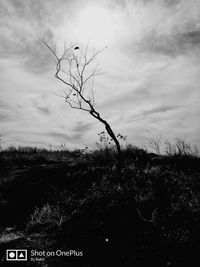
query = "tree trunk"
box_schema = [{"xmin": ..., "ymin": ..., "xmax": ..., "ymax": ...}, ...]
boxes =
[
  {"xmin": 105, "ymin": 122, "xmax": 122, "ymax": 179},
  {"xmin": 90, "ymin": 110, "xmax": 122, "ymax": 179}
]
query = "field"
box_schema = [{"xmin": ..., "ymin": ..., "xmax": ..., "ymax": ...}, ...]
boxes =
[{"xmin": 0, "ymin": 140, "xmax": 200, "ymax": 266}]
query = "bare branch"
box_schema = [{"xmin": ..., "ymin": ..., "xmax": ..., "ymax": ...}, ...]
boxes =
[{"xmin": 39, "ymin": 36, "xmax": 59, "ymax": 62}]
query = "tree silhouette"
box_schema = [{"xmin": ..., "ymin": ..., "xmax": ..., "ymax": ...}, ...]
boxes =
[{"xmin": 41, "ymin": 40, "xmax": 122, "ymax": 178}]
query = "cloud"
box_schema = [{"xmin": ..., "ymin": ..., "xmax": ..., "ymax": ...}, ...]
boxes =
[
  {"xmin": 117, "ymin": 0, "xmax": 200, "ymax": 58},
  {"xmin": 137, "ymin": 0, "xmax": 181, "ymax": 6},
  {"xmin": 0, "ymin": 113, "xmax": 12, "ymax": 122},
  {"xmin": 73, "ymin": 121, "xmax": 93, "ymax": 134},
  {"xmin": 139, "ymin": 28, "xmax": 200, "ymax": 57},
  {"xmin": 100, "ymin": 87, "xmax": 151, "ymax": 111},
  {"xmin": 0, "ymin": 100, "xmax": 11, "ymax": 110},
  {"xmin": 37, "ymin": 106, "xmax": 51, "ymax": 115},
  {"xmin": 126, "ymin": 105, "xmax": 180, "ymax": 124},
  {"xmin": 0, "ymin": 111, "xmax": 18, "ymax": 122},
  {"xmin": 46, "ymin": 131, "xmax": 82, "ymax": 142},
  {"xmin": 0, "ymin": 29, "xmax": 55, "ymax": 74},
  {"xmin": 0, "ymin": 0, "xmax": 66, "ymax": 73},
  {"xmin": 0, "ymin": 0, "xmax": 200, "ymax": 149},
  {"xmin": 141, "ymin": 105, "xmax": 180, "ymax": 116},
  {"xmin": 0, "ymin": 100, "xmax": 20, "ymax": 123}
]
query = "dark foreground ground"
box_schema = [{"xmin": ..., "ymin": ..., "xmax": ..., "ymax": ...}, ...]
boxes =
[{"xmin": 0, "ymin": 145, "xmax": 200, "ymax": 266}]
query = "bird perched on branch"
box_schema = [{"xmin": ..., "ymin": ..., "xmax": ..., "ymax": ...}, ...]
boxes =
[{"xmin": 74, "ymin": 46, "xmax": 79, "ymax": 50}]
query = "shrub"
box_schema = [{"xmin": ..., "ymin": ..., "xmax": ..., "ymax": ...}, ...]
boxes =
[
  {"xmin": 164, "ymin": 138, "xmax": 195, "ymax": 156},
  {"xmin": 27, "ymin": 203, "xmax": 63, "ymax": 229}
]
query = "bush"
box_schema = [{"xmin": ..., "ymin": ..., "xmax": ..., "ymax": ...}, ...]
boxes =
[
  {"xmin": 164, "ymin": 138, "xmax": 198, "ymax": 157},
  {"xmin": 122, "ymin": 144, "xmax": 148, "ymax": 165},
  {"xmin": 27, "ymin": 203, "xmax": 63, "ymax": 230}
]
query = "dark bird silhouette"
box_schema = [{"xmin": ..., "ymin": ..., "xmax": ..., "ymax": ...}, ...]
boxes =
[{"xmin": 74, "ymin": 46, "xmax": 79, "ymax": 50}]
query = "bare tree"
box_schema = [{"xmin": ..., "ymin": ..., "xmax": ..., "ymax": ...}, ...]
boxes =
[{"xmin": 40, "ymin": 40, "xmax": 122, "ymax": 178}]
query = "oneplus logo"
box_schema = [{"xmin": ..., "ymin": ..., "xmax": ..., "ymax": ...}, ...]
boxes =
[{"xmin": 6, "ymin": 250, "xmax": 27, "ymax": 261}]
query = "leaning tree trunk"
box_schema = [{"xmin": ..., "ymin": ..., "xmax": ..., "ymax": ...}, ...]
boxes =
[
  {"xmin": 105, "ymin": 122, "xmax": 122, "ymax": 177},
  {"xmin": 90, "ymin": 109, "xmax": 122, "ymax": 179}
]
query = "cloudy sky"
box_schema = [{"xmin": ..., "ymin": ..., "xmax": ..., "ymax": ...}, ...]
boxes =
[{"xmin": 0, "ymin": 0, "xmax": 200, "ymax": 150}]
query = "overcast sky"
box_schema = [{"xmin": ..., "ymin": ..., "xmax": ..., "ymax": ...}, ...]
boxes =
[{"xmin": 0, "ymin": 0, "xmax": 200, "ymax": 150}]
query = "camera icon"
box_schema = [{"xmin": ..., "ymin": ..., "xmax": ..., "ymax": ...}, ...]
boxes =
[{"xmin": 6, "ymin": 250, "xmax": 27, "ymax": 261}]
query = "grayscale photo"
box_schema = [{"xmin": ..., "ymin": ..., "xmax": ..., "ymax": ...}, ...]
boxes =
[{"xmin": 0, "ymin": 0, "xmax": 200, "ymax": 266}]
